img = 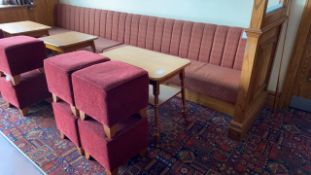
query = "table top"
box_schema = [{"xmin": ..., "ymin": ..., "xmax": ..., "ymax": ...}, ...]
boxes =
[
  {"xmin": 0, "ymin": 20, "xmax": 51, "ymax": 35},
  {"xmin": 40, "ymin": 31, "xmax": 98, "ymax": 48},
  {"xmin": 102, "ymin": 46, "xmax": 190, "ymax": 81}
]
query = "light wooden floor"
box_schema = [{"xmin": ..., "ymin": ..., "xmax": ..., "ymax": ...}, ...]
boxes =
[{"xmin": 0, "ymin": 131, "xmax": 46, "ymax": 175}]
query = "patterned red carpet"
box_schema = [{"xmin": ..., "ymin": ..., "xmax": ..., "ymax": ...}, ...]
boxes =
[{"xmin": 0, "ymin": 96, "xmax": 310, "ymax": 175}]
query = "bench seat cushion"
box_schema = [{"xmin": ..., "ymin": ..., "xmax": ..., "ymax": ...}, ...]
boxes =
[
  {"xmin": 170, "ymin": 60, "xmax": 241, "ymax": 104},
  {"xmin": 49, "ymin": 27, "xmax": 122, "ymax": 53}
]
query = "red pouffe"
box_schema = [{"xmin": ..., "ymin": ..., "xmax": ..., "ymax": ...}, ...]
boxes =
[
  {"xmin": 44, "ymin": 50, "xmax": 109, "ymax": 153},
  {"xmin": 72, "ymin": 61, "xmax": 149, "ymax": 174},
  {"xmin": 52, "ymin": 101, "xmax": 83, "ymax": 153},
  {"xmin": 44, "ymin": 50, "xmax": 109, "ymax": 107},
  {"xmin": 78, "ymin": 114, "xmax": 149, "ymax": 175},
  {"xmin": 0, "ymin": 36, "xmax": 50, "ymax": 115},
  {"xmin": 72, "ymin": 61, "xmax": 149, "ymax": 130}
]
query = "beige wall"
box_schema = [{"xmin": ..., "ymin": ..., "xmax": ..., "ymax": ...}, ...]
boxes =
[{"xmin": 268, "ymin": 0, "xmax": 307, "ymax": 92}]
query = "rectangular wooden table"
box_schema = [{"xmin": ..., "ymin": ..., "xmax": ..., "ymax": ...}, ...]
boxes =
[
  {"xmin": 102, "ymin": 45, "xmax": 190, "ymax": 141},
  {"xmin": 39, "ymin": 31, "xmax": 98, "ymax": 53},
  {"xmin": 0, "ymin": 20, "xmax": 51, "ymax": 37}
]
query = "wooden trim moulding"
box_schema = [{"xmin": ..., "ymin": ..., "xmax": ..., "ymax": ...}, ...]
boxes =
[{"xmin": 280, "ymin": 0, "xmax": 311, "ymax": 107}]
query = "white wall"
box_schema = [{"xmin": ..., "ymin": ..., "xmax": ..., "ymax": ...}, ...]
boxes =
[
  {"xmin": 60, "ymin": 0, "xmax": 253, "ymax": 28},
  {"xmin": 60, "ymin": 0, "xmax": 306, "ymax": 93}
]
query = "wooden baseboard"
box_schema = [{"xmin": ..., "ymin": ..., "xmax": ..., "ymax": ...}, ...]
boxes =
[
  {"xmin": 184, "ymin": 89, "xmax": 235, "ymax": 117},
  {"xmin": 229, "ymin": 91, "xmax": 268, "ymax": 140},
  {"xmin": 266, "ymin": 91, "xmax": 281, "ymax": 107}
]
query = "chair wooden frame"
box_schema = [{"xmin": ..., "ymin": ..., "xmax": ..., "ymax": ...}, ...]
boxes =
[{"xmin": 228, "ymin": 0, "xmax": 290, "ymax": 139}]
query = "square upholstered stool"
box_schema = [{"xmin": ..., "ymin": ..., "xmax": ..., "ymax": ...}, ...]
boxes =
[
  {"xmin": 52, "ymin": 101, "xmax": 83, "ymax": 154},
  {"xmin": 44, "ymin": 50, "xmax": 109, "ymax": 115},
  {"xmin": 78, "ymin": 114, "xmax": 149, "ymax": 175},
  {"xmin": 0, "ymin": 36, "xmax": 50, "ymax": 115},
  {"xmin": 44, "ymin": 51, "xmax": 109, "ymax": 152},
  {"xmin": 72, "ymin": 61, "xmax": 149, "ymax": 138},
  {"xmin": 0, "ymin": 70, "xmax": 49, "ymax": 115}
]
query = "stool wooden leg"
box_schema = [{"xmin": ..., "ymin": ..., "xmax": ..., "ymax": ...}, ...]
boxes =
[
  {"xmin": 103, "ymin": 124, "xmax": 119, "ymax": 139},
  {"xmin": 38, "ymin": 68, "xmax": 45, "ymax": 73},
  {"xmin": 52, "ymin": 94, "xmax": 60, "ymax": 103},
  {"xmin": 139, "ymin": 108, "xmax": 147, "ymax": 118},
  {"xmin": 5, "ymin": 102, "xmax": 13, "ymax": 108},
  {"xmin": 106, "ymin": 168, "xmax": 118, "ymax": 175},
  {"xmin": 11, "ymin": 75, "xmax": 21, "ymax": 86},
  {"xmin": 77, "ymin": 147, "xmax": 84, "ymax": 155},
  {"xmin": 19, "ymin": 108, "xmax": 28, "ymax": 116},
  {"xmin": 70, "ymin": 105, "xmax": 79, "ymax": 117},
  {"xmin": 139, "ymin": 148, "xmax": 147, "ymax": 157},
  {"xmin": 60, "ymin": 132, "xmax": 65, "ymax": 139},
  {"xmin": 85, "ymin": 152, "xmax": 91, "ymax": 160},
  {"xmin": 79, "ymin": 111, "xmax": 87, "ymax": 120}
]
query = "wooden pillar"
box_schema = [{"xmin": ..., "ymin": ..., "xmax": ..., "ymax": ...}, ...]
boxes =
[{"xmin": 229, "ymin": 0, "xmax": 289, "ymax": 139}]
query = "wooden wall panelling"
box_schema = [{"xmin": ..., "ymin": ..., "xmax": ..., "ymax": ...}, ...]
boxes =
[
  {"xmin": 228, "ymin": 0, "xmax": 288, "ymax": 139},
  {"xmin": 281, "ymin": 0, "xmax": 311, "ymax": 106},
  {"xmin": 32, "ymin": 0, "xmax": 59, "ymax": 26},
  {"xmin": 0, "ymin": 0, "xmax": 58, "ymax": 26},
  {"xmin": 0, "ymin": 6, "xmax": 29, "ymax": 23}
]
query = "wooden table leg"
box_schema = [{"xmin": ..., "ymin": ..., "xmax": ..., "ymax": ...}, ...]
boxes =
[
  {"xmin": 179, "ymin": 70, "xmax": 186, "ymax": 117},
  {"xmin": 153, "ymin": 82, "xmax": 160, "ymax": 142},
  {"xmin": 91, "ymin": 41, "xmax": 96, "ymax": 53}
]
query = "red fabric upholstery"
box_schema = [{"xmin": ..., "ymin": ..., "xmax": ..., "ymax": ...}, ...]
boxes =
[
  {"xmin": 78, "ymin": 115, "xmax": 148, "ymax": 170},
  {"xmin": 52, "ymin": 101, "xmax": 80, "ymax": 147},
  {"xmin": 72, "ymin": 61, "xmax": 148, "ymax": 127},
  {"xmin": 171, "ymin": 62, "xmax": 241, "ymax": 103},
  {"xmin": 0, "ymin": 70, "xmax": 50, "ymax": 109},
  {"xmin": 0, "ymin": 29, "xmax": 4, "ymax": 39},
  {"xmin": 44, "ymin": 51, "xmax": 109, "ymax": 105},
  {"xmin": 0, "ymin": 36, "xmax": 46, "ymax": 76},
  {"xmin": 54, "ymin": 4, "xmax": 247, "ymax": 104},
  {"xmin": 55, "ymin": 4, "xmax": 245, "ymax": 70},
  {"xmin": 153, "ymin": 18, "xmax": 165, "ymax": 52}
]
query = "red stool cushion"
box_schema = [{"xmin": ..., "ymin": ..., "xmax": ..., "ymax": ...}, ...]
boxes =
[
  {"xmin": 0, "ymin": 70, "xmax": 50, "ymax": 109},
  {"xmin": 78, "ymin": 115, "xmax": 148, "ymax": 170},
  {"xmin": 52, "ymin": 101, "xmax": 80, "ymax": 147},
  {"xmin": 44, "ymin": 51, "xmax": 109, "ymax": 105},
  {"xmin": 72, "ymin": 61, "xmax": 148, "ymax": 127},
  {"xmin": 0, "ymin": 36, "xmax": 46, "ymax": 76}
]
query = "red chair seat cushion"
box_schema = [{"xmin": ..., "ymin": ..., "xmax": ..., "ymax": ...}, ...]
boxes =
[
  {"xmin": 78, "ymin": 115, "xmax": 148, "ymax": 170},
  {"xmin": 52, "ymin": 101, "xmax": 80, "ymax": 147},
  {"xmin": 44, "ymin": 51, "xmax": 109, "ymax": 105},
  {"xmin": 0, "ymin": 36, "xmax": 46, "ymax": 76},
  {"xmin": 72, "ymin": 61, "xmax": 148, "ymax": 127},
  {"xmin": 0, "ymin": 70, "xmax": 50, "ymax": 108}
]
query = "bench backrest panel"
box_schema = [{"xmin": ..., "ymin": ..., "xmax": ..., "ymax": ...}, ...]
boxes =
[{"xmin": 55, "ymin": 4, "xmax": 246, "ymax": 70}]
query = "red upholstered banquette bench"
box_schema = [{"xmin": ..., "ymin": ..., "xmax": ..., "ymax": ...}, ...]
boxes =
[{"xmin": 51, "ymin": 4, "xmax": 246, "ymax": 115}]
